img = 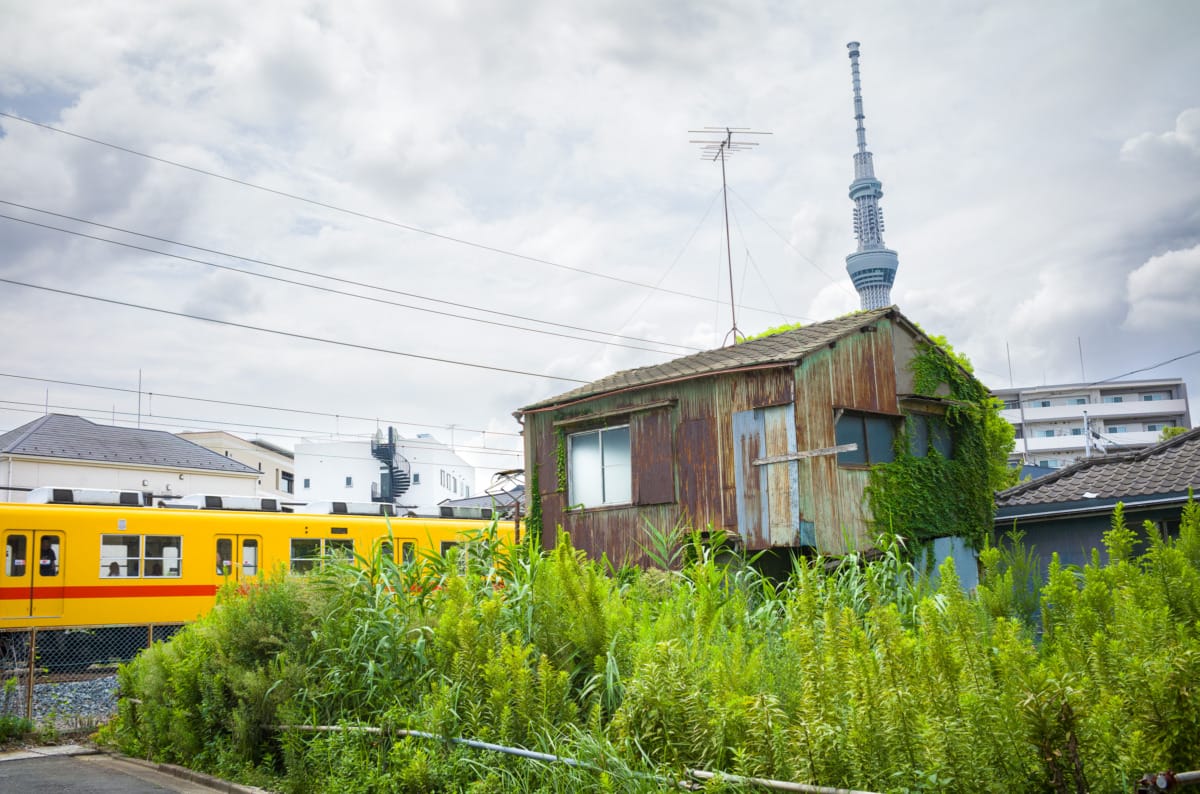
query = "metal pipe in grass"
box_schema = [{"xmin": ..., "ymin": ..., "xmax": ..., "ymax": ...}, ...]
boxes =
[{"xmin": 271, "ymin": 724, "xmax": 882, "ymax": 793}]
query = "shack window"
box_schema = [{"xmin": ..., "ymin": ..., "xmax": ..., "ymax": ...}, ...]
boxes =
[
  {"xmin": 144, "ymin": 535, "xmax": 182, "ymax": 577},
  {"xmin": 836, "ymin": 411, "xmax": 897, "ymax": 466},
  {"xmin": 908, "ymin": 414, "xmax": 953, "ymax": 459},
  {"xmin": 5, "ymin": 535, "xmax": 27, "ymax": 577},
  {"xmin": 568, "ymin": 425, "xmax": 631, "ymax": 507},
  {"xmin": 102, "ymin": 535, "xmax": 141, "ymax": 577}
]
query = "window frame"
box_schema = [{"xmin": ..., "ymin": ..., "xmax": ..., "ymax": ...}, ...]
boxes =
[
  {"xmin": 567, "ymin": 423, "xmax": 632, "ymax": 508},
  {"xmin": 835, "ymin": 410, "xmax": 899, "ymax": 467}
]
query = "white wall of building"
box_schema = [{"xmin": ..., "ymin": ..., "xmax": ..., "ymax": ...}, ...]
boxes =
[
  {"xmin": 294, "ymin": 433, "xmax": 474, "ymax": 516},
  {"xmin": 1, "ymin": 457, "xmax": 259, "ymax": 503},
  {"xmin": 178, "ymin": 431, "xmax": 295, "ymax": 499}
]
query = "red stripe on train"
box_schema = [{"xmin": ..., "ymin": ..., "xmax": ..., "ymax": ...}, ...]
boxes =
[{"xmin": 0, "ymin": 584, "xmax": 219, "ymax": 599}]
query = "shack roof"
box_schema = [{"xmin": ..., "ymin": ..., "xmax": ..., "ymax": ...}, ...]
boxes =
[
  {"xmin": 521, "ymin": 306, "xmax": 905, "ymax": 413},
  {"xmin": 0, "ymin": 413, "xmax": 260, "ymax": 474}
]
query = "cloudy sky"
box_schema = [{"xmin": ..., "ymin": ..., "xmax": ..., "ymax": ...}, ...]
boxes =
[{"xmin": 1, "ymin": 1, "xmax": 1198, "ymax": 488}]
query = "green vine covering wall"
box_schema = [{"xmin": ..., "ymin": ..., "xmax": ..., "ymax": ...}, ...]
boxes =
[
  {"xmin": 865, "ymin": 333, "xmax": 1018, "ymax": 548},
  {"xmin": 526, "ymin": 465, "xmax": 543, "ymax": 548},
  {"xmin": 554, "ymin": 429, "xmax": 568, "ymax": 493}
]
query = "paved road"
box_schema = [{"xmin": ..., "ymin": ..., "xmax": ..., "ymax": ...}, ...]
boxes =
[{"xmin": 0, "ymin": 745, "xmax": 263, "ymax": 793}]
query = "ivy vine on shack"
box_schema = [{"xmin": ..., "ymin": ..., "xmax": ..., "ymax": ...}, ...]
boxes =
[{"xmin": 865, "ymin": 334, "xmax": 1017, "ymax": 548}]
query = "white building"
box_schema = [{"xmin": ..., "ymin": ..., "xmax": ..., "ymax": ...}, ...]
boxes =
[
  {"xmin": 993, "ymin": 378, "xmax": 1191, "ymax": 469},
  {"xmin": 293, "ymin": 427, "xmax": 474, "ymax": 516},
  {"xmin": 177, "ymin": 431, "xmax": 295, "ymax": 500}
]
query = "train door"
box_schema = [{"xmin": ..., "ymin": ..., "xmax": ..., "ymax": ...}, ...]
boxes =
[
  {"xmin": 214, "ymin": 535, "xmax": 261, "ymax": 582},
  {"xmin": 2, "ymin": 530, "xmax": 65, "ymax": 619},
  {"xmin": 377, "ymin": 537, "xmax": 418, "ymax": 566}
]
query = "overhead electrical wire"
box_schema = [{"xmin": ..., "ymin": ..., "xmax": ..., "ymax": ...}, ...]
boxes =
[
  {"xmin": 0, "ymin": 371, "xmax": 523, "ymax": 438},
  {"xmin": 0, "ymin": 200, "xmax": 700, "ymax": 355},
  {"xmin": 0, "ymin": 278, "xmax": 590, "ymax": 384},
  {"xmin": 1085, "ymin": 349, "xmax": 1200, "ymax": 387},
  {"xmin": 728, "ymin": 185, "xmax": 858, "ymax": 299},
  {"xmin": 0, "ymin": 400, "xmax": 523, "ymax": 457},
  {"xmin": 0, "ymin": 111, "xmax": 792, "ymax": 319},
  {"xmin": 0, "ymin": 210, "xmax": 691, "ymax": 356}
]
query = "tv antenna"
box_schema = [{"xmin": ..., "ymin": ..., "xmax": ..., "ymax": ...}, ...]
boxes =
[{"xmin": 689, "ymin": 126, "xmax": 771, "ymax": 345}]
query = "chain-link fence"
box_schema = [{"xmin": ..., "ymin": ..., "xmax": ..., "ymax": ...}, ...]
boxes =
[{"xmin": 0, "ymin": 623, "xmax": 184, "ymax": 730}]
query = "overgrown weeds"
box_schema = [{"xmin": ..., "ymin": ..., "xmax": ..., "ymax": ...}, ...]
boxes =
[{"xmin": 106, "ymin": 502, "xmax": 1200, "ymax": 792}]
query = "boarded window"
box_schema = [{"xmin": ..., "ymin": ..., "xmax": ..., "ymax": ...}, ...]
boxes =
[{"xmin": 632, "ymin": 409, "xmax": 675, "ymax": 505}]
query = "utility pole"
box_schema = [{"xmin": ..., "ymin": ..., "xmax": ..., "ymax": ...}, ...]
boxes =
[{"xmin": 689, "ymin": 126, "xmax": 771, "ymax": 345}]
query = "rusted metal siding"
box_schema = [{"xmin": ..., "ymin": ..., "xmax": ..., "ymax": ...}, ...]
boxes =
[
  {"xmin": 521, "ymin": 317, "xmax": 938, "ymax": 561},
  {"xmin": 632, "ymin": 409, "xmax": 674, "ymax": 505},
  {"xmin": 677, "ymin": 417, "xmax": 720, "ymax": 528}
]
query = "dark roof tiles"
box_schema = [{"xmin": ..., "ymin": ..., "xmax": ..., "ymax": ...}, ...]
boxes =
[
  {"xmin": 0, "ymin": 414, "xmax": 260, "ymax": 474},
  {"xmin": 521, "ymin": 307, "xmax": 897, "ymax": 411},
  {"xmin": 995, "ymin": 426, "xmax": 1200, "ymax": 507}
]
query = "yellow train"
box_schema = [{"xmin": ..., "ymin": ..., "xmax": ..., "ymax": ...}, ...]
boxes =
[{"xmin": 1, "ymin": 488, "xmax": 516, "ymax": 664}]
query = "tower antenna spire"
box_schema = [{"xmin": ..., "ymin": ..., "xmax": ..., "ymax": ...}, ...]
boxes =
[
  {"xmin": 689, "ymin": 126, "xmax": 771, "ymax": 345},
  {"xmin": 844, "ymin": 41, "xmax": 898, "ymax": 310}
]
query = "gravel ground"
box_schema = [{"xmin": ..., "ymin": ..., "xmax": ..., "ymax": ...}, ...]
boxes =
[{"xmin": 1, "ymin": 676, "xmax": 120, "ymax": 728}]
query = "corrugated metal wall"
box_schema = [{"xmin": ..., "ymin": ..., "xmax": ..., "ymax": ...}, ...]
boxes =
[{"xmin": 525, "ymin": 317, "xmax": 917, "ymax": 562}]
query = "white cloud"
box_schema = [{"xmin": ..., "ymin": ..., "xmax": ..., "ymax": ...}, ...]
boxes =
[
  {"xmin": 1124, "ymin": 244, "xmax": 1200, "ymax": 332},
  {"xmin": 1121, "ymin": 108, "xmax": 1200, "ymax": 164}
]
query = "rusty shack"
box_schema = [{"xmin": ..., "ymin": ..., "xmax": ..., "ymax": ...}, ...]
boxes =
[{"xmin": 516, "ymin": 306, "xmax": 990, "ymax": 565}]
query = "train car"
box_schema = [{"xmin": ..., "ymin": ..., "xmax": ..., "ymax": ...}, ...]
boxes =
[{"xmin": 0, "ymin": 487, "xmax": 515, "ymax": 667}]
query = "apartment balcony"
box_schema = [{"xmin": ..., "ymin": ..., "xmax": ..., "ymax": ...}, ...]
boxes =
[
  {"xmin": 1012, "ymin": 430, "xmax": 1164, "ymax": 456},
  {"xmin": 1000, "ymin": 398, "xmax": 1189, "ymax": 425}
]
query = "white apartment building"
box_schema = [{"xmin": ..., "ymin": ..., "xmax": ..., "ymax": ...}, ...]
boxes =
[
  {"xmin": 993, "ymin": 378, "xmax": 1191, "ymax": 469},
  {"xmin": 293, "ymin": 427, "xmax": 474, "ymax": 516},
  {"xmin": 178, "ymin": 431, "xmax": 295, "ymax": 500}
]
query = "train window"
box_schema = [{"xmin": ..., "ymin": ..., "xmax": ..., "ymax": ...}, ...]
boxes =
[
  {"xmin": 402, "ymin": 542, "xmax": 416, "ymax": 565},
  {"xmin": 145, "ymin": 536, "xmax": 181, "ymax": 577},
  {"xmin": 5, "ymin": 535, "xmax": 27, "ymax": 577},
  {"xmin": 102, "ymin": 535, "xmax": 140, "ymax": 577},
  {"xmin": 440, "ymin": 541, "xmax": 459, "ymax": 556},
  {"xmin": 242, "ymin": 539, "xmax": 258, "ymax": 576},
  {"xmin": 39, "ymin": 536, "xmax": 60, "ymax": 577},
  {"xmin": 379, "ymin": 540, "xmax": 393, "ymax": 562},
  {"xmin": 327, "ymin": 539, "xmax": 354, "ymax": 561},
  {"xmin": 216, "ymin": 538, "xmax": 233, "ymax": 575},
  {"xmin": 290, "ymin": 539, "xmax": 321, "ymax": 573}
]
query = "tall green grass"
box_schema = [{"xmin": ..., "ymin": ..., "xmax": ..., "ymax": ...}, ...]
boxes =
[{"xmin": 103, "ymin": 498, "xmax": 1200, "ymax": 792}]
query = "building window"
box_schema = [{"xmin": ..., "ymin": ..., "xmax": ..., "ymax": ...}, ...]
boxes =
[
  {"xmin": 836, "ymin": 411, "xmax": 897, "ymax": 466},
  {"xmin": 1103, "ymin": 396, "xmax": 1124, "ymax": 404},
  {"xmin": 1106, "ymin": 425, "xmax": 1126, "ymax": 434},
  {"xmin": 1037, "ymin": 400, "xmax": 1051, "ymax": 407},
  {"xmin": 908, "ymin": 414, "xmax": 953, "ymax": 459},
  {"xmin": 345, "ymin": 476, "xmax": 353, "ymax": 487},
  {"xmin": 1142, "ymin": 393, "xmax": 1166, "ymax": 401},
  {"xmin": 568, "ymin": 425, "xmax": 632, "ymax": 507},
  {"xmin": 281, "ymin": 472, "xmax": 294, "ymax": 494},
  {"xmin": 413, "ymin": 473, "xmax": 420, "ymax": 485},
  {"xmin": 1039, "ymin": 429, "xmax": 1056, "ymax": 438},
  {"xmin": 1071, "ymin": 398, "xmax": 1087, "ymax": 405},
  {"xmin": 1071, "ymin": 428, "xmax": 1083, "ymax": 436},
  {"xmin": 303, "ymin": 478, "xmax": 311, "ymax": 489}
]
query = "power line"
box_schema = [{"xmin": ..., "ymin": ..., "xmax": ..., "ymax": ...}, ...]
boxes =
[
  {"xmin": 0, "ymin": 400, "xmax": 524, "ymax": 456},
  {"xmin": 0, "ymin": 111, "xmax": 793, "ymax": 318},
  {"xmin": 0, "ymin": 371, "xmax": 523, "ymax": 437},
  {"xmin": 0, "ymin": 200, "xmax": 700, "ymax": 355},
  {"xmin": 728, "ymin": 185, "xmax": 858, "ymax": 298},
  {"xmin": 1085, "ymin": 349, "xmax": 1200, "ymax": 387},
  {"xmin": 0, "ymin": 406, "xmax": 522, "ymax": 472},
  {"xmin": 0, "ymin": 211, "xmax": 689, "ymax": 357},
  {"xmin": 0, "ymin": 278, "xmax": 590, "ymax": 384}
]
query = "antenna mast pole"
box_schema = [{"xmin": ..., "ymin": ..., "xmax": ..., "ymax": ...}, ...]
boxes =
[{"xmin": 689, "ymin": 126, "xmax": 771, "ymax": 345}]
